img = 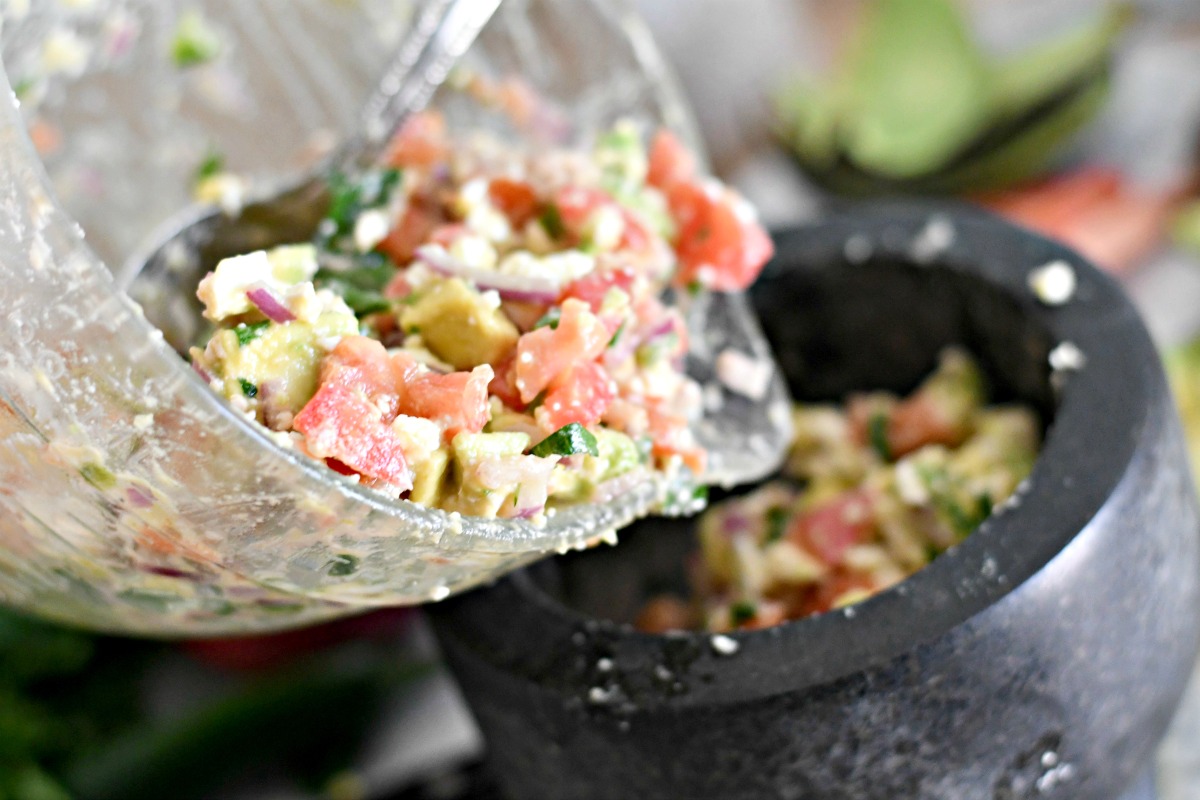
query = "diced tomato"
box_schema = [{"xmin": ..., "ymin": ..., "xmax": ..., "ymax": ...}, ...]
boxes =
[
  {"xmin": 398, "ymin": 365, "xmax": 493, "ymax": 440},
  {"xmin": 890, "ymin": 397, "xmax": 961, "ymax": 457},
  {"xmin": 619, "ymin": 208, "xmax": 653, "ymax": 253},
  {"xmin": 293, "ymin": 382, "xmax": 413, "ymax": 490},
  {"xmin": 321, "ymin": 336, "xmax": 403, "ymax": 419},
  {"xmin": 385, "ymin": 111, "xmax": 449, "ymax": 168},
  {"xmin": 564, "ymin": 265, "xmax": 638, "ymax": 311},
  {"xmin": 488, "ymin": 178, "xmax": 540, "ymax": 227},
  {"xmin": 786, "ymin": 491, "xmax": 874, "ymax": 566},
  {"xmin": 377, "ymin": 205, "xmax": 439, "ymax": 265},
  {"xmin": 383, "ymin": 272, "xmax": 412, "ymax": 300},
  {"xmin": 669, "ymin": 182, "xmax": 774, "ymax": 292},
  {"xmin": 553, "ymin": 186, "xmax": 614, "ymax": 240},
  {"xmin": 488, "ymin": 354, "xmax": 525, "ymax": 410},
  {"xmin": 514, "ymin": 299, "xmax": 610, "ymax": 403},
  {"xmin": 734, "ymin": 599, "xmax": 788, "ymax": 631},
  {"xmin": 536, "ymin": 361, "xmax": 616, "ymax": 431},
  {"xmin": 647, "ymin": 129, "xmax": 697, "ymax": 191},
  {"xmin": 646, "ymin": 406, "xmax": 706, "ymax": 475}
]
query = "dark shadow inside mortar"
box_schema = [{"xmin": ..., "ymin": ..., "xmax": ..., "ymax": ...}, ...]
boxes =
[{"xmin": 531, "ymin": 249, "xmax": 1057, "ymax": 626}]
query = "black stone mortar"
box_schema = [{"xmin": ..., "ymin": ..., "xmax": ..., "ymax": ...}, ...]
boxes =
[{"xmin": 428, "ymin": 205, "xmax": 1200, "ymax": 800}]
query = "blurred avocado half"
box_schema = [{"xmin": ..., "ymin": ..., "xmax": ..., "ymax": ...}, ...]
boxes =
[{"xmin": 775, "ymin": 0, "xmax": 1132, "ymax": 195}]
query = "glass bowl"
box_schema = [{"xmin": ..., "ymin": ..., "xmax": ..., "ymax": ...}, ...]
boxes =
[{"xmin": 0, "ymin": 0, "xmax": 787, "ymax": 636}]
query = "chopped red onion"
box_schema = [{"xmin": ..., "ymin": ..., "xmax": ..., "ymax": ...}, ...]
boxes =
[
  {"xmin": 127, "ymin": 486, "xmax": 154, "ymax": 508},
  {"xmin": 512, "ymin": 505, "xmax": 542, "ymax": 520},
  {"xmin": 191, "ymin": 361, "xmax": 214, "ymax": 383},
  {"xmin": 247, "ymin": 286, "xmax": 296, "ymax": 323},
  {"xmin": 415, "ymin": 245, "xmax": 562, "ymax": 304},
  {"xmin": 591, "ymin": 469, "xmax": 650, "ymax": 504}
]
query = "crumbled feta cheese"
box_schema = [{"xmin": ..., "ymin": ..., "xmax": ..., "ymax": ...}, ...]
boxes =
[
  {"xmin": 497, "ymin": 250, "xmax": 595, "ymax": 283},
  {"xmin": 353, "ymin": 208, "xmax": 391, "ymax": 253},
  {"xmin": 41, "ymin": 28, "xmax": 91, "ymax": 78},
  {"xmin": 893, "ymin": 459, "xmax": 929, "ymax": 505},
  {"xmin": 197, "ymin": 245, "xmax": 320, "ymax": 321},
  {"xmin": 449, "ymin": 233, "xmax": 498, "ymax": 270},
  {"xmin": 391, "ymin": 415, "xmax": 443, "ymax": 463},
  {"xmin": 1027, "ymin": 260, "xmax": 1076, "ymax": 306},
  {"xmin": 132, "ymin": 414, "xmax": 154, "ymax": 430},
  {"xmin": 586, "ymin": 205, "xmax": 626, "ymax": 251}
]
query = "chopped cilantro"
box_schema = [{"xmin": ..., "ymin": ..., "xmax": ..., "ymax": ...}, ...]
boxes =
[
  {"xmin": 322, "ymin": 169, "xmax": 402, "ymax": 243},
  {"xmin": 686, "ymin": 280, "xmax": 704, "ymax": 297},
  {"xmin": 539, "ymin": 204, "xmax": 566, "ymax": 239},
  {"xmin": 238, "ymin": 378, "xmax": 258, "ymax": 399},
  {"xmin": 979, "ymin": 491, "xmax": 994, "ymax": 519},
  {"xmin": 730, "ymin": 601, "xmax": 757, "ymax": 626},
  {"xmin": 234, "ymin": 320, "xmax": 270, "ymax": 347},
  {"xmin": 608, "ymin": 321, "xmax": 626, "ymax": 348},
  {"xmin": 867, "ymin": 412, "xmax": 892, "ymax": 461},
  {"xmin": 314, "ymin": 259, "xmax": 396, "ymax": 317},
  {"xmin": 764, "ymin": 506, "xmax": 790, "ymax": 543},
  {"xmin": 171, "ymin": 9, "xmax": 222, "ymax": 68},
  {"xmin": 326, "ymin": 554, "xmax": 359, "ymax": 577},
  {"xmin": 533, "ymin": 308, "xmax": 561, "ymax": 330},
  {"xmin": 692, "ymin": 485, "xmax": 709, "ymax": 503},
  {"xmin": 80, "ymin": 463, "xmax": 117, "ymax": 491},
  {"xmin": 532, "ymin": 423, "xmax": 600, "ymax": 458},
  {"xmin": 195, "ymin": 148, "xmax": 225, "ymax": 183}
]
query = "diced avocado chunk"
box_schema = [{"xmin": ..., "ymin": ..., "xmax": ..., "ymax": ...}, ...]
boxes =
[
  {"xmin": 211, "ymin": 310, "xmax": 356, "ymax": 421},
  {"xmin": 532, "ymin": 423, "xmax": 599, "ymax": 458},
  {"xmin": 410, "ymin": 449, "xmax": 450, "ymax": 507},
  {"xmin": 400, "ymin": 278, "xmax": 519, "ymax": 370},
  {"xmin": 592, "ymin": 428, "xmax": 640, "ymax": 481},
  {"xmin": 453, "ymin": 432, "xmax": 530, "ymax": 464}
]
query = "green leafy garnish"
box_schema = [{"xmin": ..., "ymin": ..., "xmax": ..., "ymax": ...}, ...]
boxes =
[
  {"xmin": 531, "ymin": 423, "xmax": 600, "ymax": 458},
  {"xmin": 867, "ymin": 412, "xmax": 892, "ymax": 461},
  {"xmin": 171, "ymin": 9, "xmax": 222, "ymax": 69},
  {"xmin": 194, "ymin": 149, "xmax": 225, "ymax": 186},
  {"xmin": 238, "ymin": 379, "xmax": 258, "ymax": 399},
  {"xmin": 764, "ymin": 506, "xmax": 790, "ymax": 543},
  {"xmin": 326, "ymin": 554, "xmax": 359, "ymax": 577},
  {"xmin": 730, "ymin": 601, "xmax": 757, "ymax": 626},
  {"xmin": 608, "ymin": 321, "xmax": 626, "ymax": 348},
  {"xmin": 533, "ymin": 308, "xmax": 562, "ymax": 330},
  {"xmin": 234, "ymin": 321, "xmax": 270, "ymax": 347},
  {"xmin": 314, "ymin": 258, "xmax": 396, "ymax": 317},
  {"xmin": 539, "ymin": 204, "xmax": 565, "ymax": 240},
  {"xmin": 320, "ymin": 169, "xmax": 402, "ymax": 249}
]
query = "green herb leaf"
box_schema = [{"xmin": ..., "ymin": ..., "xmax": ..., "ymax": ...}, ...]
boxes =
[
  {"xmin": 171, "ymin": 9, "xmax": 222, "ymax": 69},
  {"xmin": 234, "ymin": 321, "xmax": 270, "ymax": 348},
  {"xmin": 194, "ymin": 149, "xmax": 225, "ymax": 183},
  {"xmin": 533, "ymin": 308, "xmax": 562, "ymax": 330},
  {"xmin": 867, "ymin": 412, "xmax": 892, "ymax": 461},
  {"xmin": 608, "ymin": 321, "xmax": 626, "ymax": 348},
  {"xmin": 238, "ymin": 378, "xmax": 258, "ymax": 399},
  {"xmin": 314, "ymin": 260, "xmax": 396, "ymax": 317},
  {"xmin": 764, "ymin": 506, "xmax": 790, "ymax": 543},
  {"xmin": 539, "ymin": 204, "xmax": 566, "ymax": 240},
  {"xmin": 730, "ymin": 601, "xmax": 757, "ymax": 626},
  {"xmin": 319, "ymin": 168, "xmax": 403, "ymax": 250},
  {"xmin": 531, "ymin": 423, "xmax": 600, "ymax": 458}
]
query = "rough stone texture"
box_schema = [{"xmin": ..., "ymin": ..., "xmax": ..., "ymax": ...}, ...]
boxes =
[{"xmin": 431, "ymin": 207, "xmax": 1200, "ymax": 800}]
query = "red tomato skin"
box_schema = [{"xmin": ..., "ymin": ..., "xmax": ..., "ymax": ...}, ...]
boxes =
[
  {"xmin": 536, "ymin": 361, "xmax": 616, "ymax": 431},
  {"xmin": 514, "ymin": 299, "xmax": 609, "ymax": 403},
  {"xmin": 488, "ymin": 178, "xmax": 540, "ymax": 227},
  {"xmin": 378, "ymin": 205, "xmax": 439, "ymax": 265},
  {"xmin": 553, "ymin": 186, "xmax": 614, "ymax": 240},
  {"xmin": 321, "ymin": 336, "xmax": 403, "ymax": 418},
  {"xmin": 564, "ymin": 265, "xmax": 638, "ymax": 312},
  {"xmin": 669, "ymin": 182, "xmax": 775, "ymax": 292},
  {"xmin": 787, "ymin": 491, "xmax": 875, "ymax": 566},
  {"xmin": 293, "ymin": 382, "xmax": 413, "ymax": 490},
  {"xmin": 647, "ymin": 129, "xmax": 697, "ymax": 191},
  {"xmin": 398, "ymin": 366, "xmax": 493, "ymax": 440}
]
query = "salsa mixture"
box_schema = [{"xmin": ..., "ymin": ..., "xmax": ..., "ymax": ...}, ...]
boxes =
[
  {"xmin": 191, "ymin": 113, "xmax": 773, "ymax": 521},
  {"xmin": 637, "ymin": 349, "xmax": 1040, "ymax": 633}
]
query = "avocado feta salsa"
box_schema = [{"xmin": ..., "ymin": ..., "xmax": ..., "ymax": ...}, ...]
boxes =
[
  {"xmin": 191, "ymin": 113, "xmax": 774, "ymax": 521},
  {"xmin": 636, "ymin": 349, "xmax": 1040, "ymax": 633}
]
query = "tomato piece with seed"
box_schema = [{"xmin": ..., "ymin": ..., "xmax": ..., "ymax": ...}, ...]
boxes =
[
  {"xmin": 537, "ymin": 361, "xmax": 616, "ymax": 431},
  {"xmin": 293, "ymin": 382, "xmax": 413, "ymax": 490}
]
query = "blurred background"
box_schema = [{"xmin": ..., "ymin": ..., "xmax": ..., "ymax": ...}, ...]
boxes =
[{"xmin": 5, "ymin": 0, "xmax": 1200, "ymax": 797}]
